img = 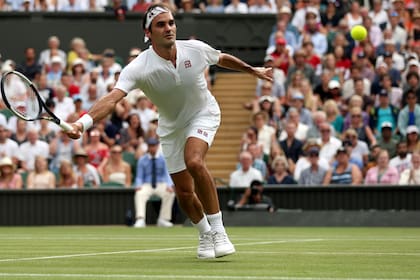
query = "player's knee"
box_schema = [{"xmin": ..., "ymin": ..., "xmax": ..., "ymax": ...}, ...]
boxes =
[{"xmin": 185, "ymin": 157, "xmax": 205, "ymax": 174}]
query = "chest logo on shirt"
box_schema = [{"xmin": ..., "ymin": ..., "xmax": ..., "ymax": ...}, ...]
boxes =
[{"xmin": 184, "ymin": 60, "xmax": 192, "ymax": 68}]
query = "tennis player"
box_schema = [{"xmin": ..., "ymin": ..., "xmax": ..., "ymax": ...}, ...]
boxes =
[{"xmin": 66, "ymin": 3, "xmax": 273, "ymax": 259}]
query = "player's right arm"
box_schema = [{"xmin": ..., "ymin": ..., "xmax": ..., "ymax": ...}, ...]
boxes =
[{"xmin": 66, "ymin": 88, "xmax": 126, "ymax": 139}]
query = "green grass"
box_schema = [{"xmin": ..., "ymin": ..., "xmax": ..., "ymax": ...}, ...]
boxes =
[{"xmin": 0, "ymin": 226, "xmax": 419, "ymax": 280}]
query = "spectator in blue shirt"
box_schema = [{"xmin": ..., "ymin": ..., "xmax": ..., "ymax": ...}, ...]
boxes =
[{"xmin": 133, "ymin": 137, "xmax": 175, "ymax": 228}]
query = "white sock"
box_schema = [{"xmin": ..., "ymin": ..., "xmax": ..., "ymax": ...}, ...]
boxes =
[
  {"xmin": 207, "ymin": 211, "xmax": 226, "ymax": 234},
  {"xmin": 192, "ymin": 216, "xmax": 211, "ymax": 235}
]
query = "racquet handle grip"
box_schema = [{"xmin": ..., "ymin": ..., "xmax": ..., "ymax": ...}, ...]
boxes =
[{"xmin": 59, "ymin": 121, "xmax": 73, "ymax": 132}]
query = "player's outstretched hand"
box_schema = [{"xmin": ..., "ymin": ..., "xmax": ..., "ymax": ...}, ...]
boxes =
[
  {"xmin": 253, "ymin": 67, "xmax": 273, "ymax": 82},
  {"xmin": 65, "ymin": 123, "xmax": 83, "ymax": 139}
]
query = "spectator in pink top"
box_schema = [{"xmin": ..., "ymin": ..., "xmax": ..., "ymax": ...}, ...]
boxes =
[{"xmin": 364, "ymin": 149, "xmax": 399, "ymax": 185}]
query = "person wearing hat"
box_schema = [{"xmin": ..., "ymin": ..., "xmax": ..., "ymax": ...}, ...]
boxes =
[
  {"xmin": 398, "ymin": 90, "xmax": 420, "ymax": 137},
  {"xmin": 376, "ymin": 121, "xmax": 399, "ymax": 158},
  {"xmin": 73, "ymin": 148, "xmax": 101, "ymax": 187},
  {"xmin": 323, "ymin": 145, "xmax": 362, "ymax": 185},
  {"xmin": 0, "ymin": 157, "xmax": 22, "ymax": 189},
  {"xmin": 298, "ymin": 145, "xmax": 328, "ymax": 186},
  {"xmin": 268, "ymin": 35, "xmax": 293, "ymax": 76},
  {"xmin": 293, "ymin": 138, "xmax": 330, "ymax": 182},
  {"xmin": 133, "ymin": 137, "xmax": 175, "ymax": 228},
  {"xmin": 405, "ymin": 125, "xmax": 420, "ymax": 153}
]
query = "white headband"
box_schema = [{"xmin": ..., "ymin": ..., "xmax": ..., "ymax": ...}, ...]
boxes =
[{"xmin": 144, "ymin": 6, "xmax": 169, "ymax": 43}]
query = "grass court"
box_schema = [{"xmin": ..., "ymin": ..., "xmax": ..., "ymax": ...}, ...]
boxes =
[{"xmin": 0, "ymin": 226, "xmax": 419, "ymax": 280}]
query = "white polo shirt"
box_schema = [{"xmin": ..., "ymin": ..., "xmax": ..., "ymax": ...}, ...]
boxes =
[{"xmin": 115, "ymin": 40, "xmax": 221, "ymax": 137}]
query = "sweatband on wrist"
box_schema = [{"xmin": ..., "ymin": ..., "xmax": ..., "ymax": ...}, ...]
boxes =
[{"xmin": 77, "ymin": 114, "xmax": 93, "ymax": 132}]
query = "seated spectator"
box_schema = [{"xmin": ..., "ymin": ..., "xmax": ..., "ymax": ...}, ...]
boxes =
[
  {"xmin": 278, "ymin": 107, "xmax": 309, "ymax": 142},
  {"xmin": 57, "ymin": 160, "xmax": 82, "ymax": 189},
  {"xmin": 363, "ymin": 144, "xmax": 381, "ymax": 175},
  {"xmin": 0, "ymin": 125, "xmax": 20, "ymax": 166},
  {"xmin": 252, "ymin": 111, "xmax": 276, "ymax": 163},
  {"xmin": 369, "ymin": 90, "xmax": 399, "ymax": 137},
  {"xmin": 26, "ymin": 156, "xmax": 56, "ymax": 189},
  {"xmin": 364, "ymin": 149, "xmax": 399, "ymax": 185},
  {"xmin": 133, "ymin": 138, "xmax": 175, "ymax": 228},
  {"xmin": 348, "ymin": 107, "xmax": 376, "ymax": 147},
  {"xmin": 224, "ymin": 0, "xmax": 248, "ymax": 14},
  {"xmin": 229, "ymin": 151, "xmax": 263, "ymax": 188},
  {"xmin": 267, "ymin": 155, "xmax": 296, "ymax": 185},
  {"xmin": 405, "ymin": 125, "xmax": 420, "ymax": 153},
  {"xmin": 278, "ymin": 121, "xmax": 303, "ymax": 164},
  {"xmin": 317, "ymin": 122, "xmax": 342, "ymax": 165},
  {"xmin": 0, "ymin": 157, "xmax": 23, "ymax": 189},
  {"xmin": 84, "ymin": 128, "xmax": 110, "ymax": 175},
  {"xmin": 376, "ymin": 122, "xmax": 399, "ymax": 158},
  {"xmin": 399, "ymin": 151, "xmax": 420, "ymax": 184},
  {"xmin": 234, "ymin": 180, "xmax": 275, "ymax": 212},
  {"xmin": 323, "ymin": 99, "xmax": 344, "ymax": 137},
  {"xmin": 118, "ymin": 113, "xmax": 146, "ymax": 155},
  {"xmin": 204, "ymin": 0, "xmax": 224, "ymax": 13},
  {"xmin": 390, "ymin": 141, "xmax": 412, "ymax": 174},
  {"xmin": 294, "ymin": 139, "xmax": 330, "ymax": 182},
  {"xmin": 323, "ymin": 146, "xmax": 362, "ymax": 185},
  {"xmin": 298, "ymin": 146, "xmax": 327, "ymax": 186},
  {"xmin": 9, "ymin": 118, "xmax": 29, "ymax": 145},
  {"xmin": 73, "ymin": 148, "xmax": 101, "ymax": 188},
  {"xmin": 102, "ymin": 145, "xmax": 132, "ymax": 187},
  {"xmin": 237, "ymin": 143, "xmax": 267, "ymax": 180},
  {"xmin": 49, "ymin": 131, "xmax": 80, "ymax": 173},
  {"xmin": 18, "ymin": 129, "xmax": 49, "ymax": 172},
  {"xmin": 240, "ymin": 126, "xmax": 259, "ymax": 152},
  {"xmin": 342, "ymin": 128, "xmax": 369, "ymax": 167},
  {"xmin": 287, "ymin": 92, "xmax": 313, "ymax": 126},
  {"xmin": 343, "ymin": 95, "xmax": 370, "ymax": 132},
  {"xmin": 397, "ymin": 90, "xmax": 420, "ymax": 137}
]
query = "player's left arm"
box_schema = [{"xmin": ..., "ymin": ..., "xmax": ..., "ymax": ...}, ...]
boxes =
[{"xmin": 217, "ymin": 53, "xmax": 273, "ymax": 82}]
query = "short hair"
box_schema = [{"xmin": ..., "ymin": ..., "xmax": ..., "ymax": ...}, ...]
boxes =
[{"xmin": 271, "ymin": 155, "xmax": 288, "ymax": 170}]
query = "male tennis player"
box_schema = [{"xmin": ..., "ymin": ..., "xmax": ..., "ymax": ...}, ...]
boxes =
[{"xmin": 66, "ymin": 3, "xmax": 273, "ymax": 259}]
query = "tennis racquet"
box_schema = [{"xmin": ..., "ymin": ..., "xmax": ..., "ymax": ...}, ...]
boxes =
[{"xmin": 0, "ymin": 70, "xmax": 72, "ymax": 131}]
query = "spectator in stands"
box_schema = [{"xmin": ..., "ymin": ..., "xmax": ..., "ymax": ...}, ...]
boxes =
[
  {"xmin": 323, "ymin": 146, "xmax": 362, "ymax": 185},
  {"xmin": 0, "ymin": 157, "xmax": 23, "ymax": 189},
  {"xmin": 130, "ymin": 95, "xmax": 156, "ymax": 133},
  {"xmin": 405, "ymin": 125, "xmax": 420, "ymax": 153},
  {"xmin": 252, "ymin": 111, "xmax": 276, "ymax": 163},
  {"xmin": 240, "ymin": 126, "xmax": 259, "ymax": 152},
  {"xmin": 369, "ymin": 0, "xmax": 388, "ymax": 28},
  {"xmin": 237, "ymin": 143, "xmax": 267, "ymax": 180},
  {"xmin": 286, "ymin": 49, "xmax": 316, "ymax": 88},
  {"xmin": 84, "ymin": 128, "xmax": 110, "ymax": 174},
  {"xmin": 314, "ymin": 70, "xmax": 333, "ymax": 103},
  {"xmin": 369, "ymin": 90, "xmax": 399, "ymax": 137},
  {"xmin": 267, "ymin": 155, "xmax": 295, "ymax": 185},
  {"xmin": 248, "ymin": 0, "xmax": 274, "ymax": 14},
  {"xmin": 385, "ymin": 11, "xmax": 408, "ymax": 47},
  {"xmin": 278, "ymin": 121, "xmax": 303, "ymax": 164},
  {"xmin": 376, "ymin": 122, "xmax": 399, "ymax": 158},
  {"xmin": 230, "ymin": 151, "xmax": 264, "ymax": 188},
  {"xmin": 278, "ymin": 107, "xmax": 309, "ymax": 142},
  {"xmin": 49, "ymin": 131, "xmax": 80, "ymax": 173},
  {"xmin": 377, "ymin": 74, "xmax": 403, "ymax": 108},
  {"xmin": 38, "ymin": 36, "xmax": 66, "ymax": 72},
  {"xmin": 320, "ymin": 0, "xmax": 341, "ymax": 32},
  {"xmin": 73, "ymin": 148, "xmax": 101, "ymax": 188},
  {"xmin": 343, "ymin": 95, "xmax": 369, "ymax": 131},
  {"xmin": 118, "ymin": 113, "xmax": 146, "ymax": 155},
  {"xmin": 60, "ymin": 0, "xmax": 85, "ymax": 11},
  {"xmin": 224, "ymin": 0, "xmax": 247, "ymax": 14},
  {"xmin": 323, "ymin": 99, "xmax": 344, "ymax": 137},
  {"xmin": 133, "ymin": 137, "xmax": 175, "ymax": 228},
  {"xmin": 301, "ymin": 11, "xmax": 328, "ymax": 56},
  {"xmin": 317, "ymin": 121, "xmax": 342, "ymax": 165},
  {"xmin": 57, "ymin": 160, "xmax": 82, "ymax": 188},
  {"xmin": 16, "ymin": 47, "xmax": 42, "ymax": 81},
  {"xmin": 269, "ymin": 37, "xmax": 293, "ymax": 77},
  {"xmin": 306, "ymin": 110, "xmax": 328, "ymax": 139},
  {"xmin": 0, "ymin": 125, "xmax": 20, "ymax": 166},
  {"xmin": 390, "ymin": 141, "xmax": 412, "ymax": 174},
  {"xmin": 398, "ymin": 90, "xmax": 420, "ymax": 137},
  {"xmin": 287, "ymin": 92, "xmax": 313, "ymax": 126},
  {"xmin": 26, "ymin": 156, "xmax": 56, "ymax": 189},
  {"xmin": 10, "ymin": 118, "xmax": 29, "ymax": 145},
  {"xmin": 298, "ymin": 145, "xmax": 327, "ymax": 186},
  {"xmin": 364, "ymin": 149, "xmax": 399, "ymax": 185},
  {"xmin": 102, "ymin": 144, "xmax": 132, "ymax": 187},
  {"xmin": 399, "ymin": 150, "xmax": 420, "ymax": 184},
  {"xmin": 19, "ymin": 129, "xmax": 49, "ymax": 172},
  {"xmin": 348, "ymin": 107, "xmax": 376, "ymax": 147},
  {"xmin": 342, "ymin": 65, "xmax": 371, "ymax": 101},
  {"xmin": 131, "ymin": 0, "xmax": 150, "ymax": 12},
  {"xmin": 294, "ymin": 139, "xmax": 329, "ymax": 182},
  {"xmin": 235, "ymin": 180, "xmax": 275, "ymax": 212},
  {"xmin": 343, "ymin": 127, "xmax": 369, "ymax": 163}
]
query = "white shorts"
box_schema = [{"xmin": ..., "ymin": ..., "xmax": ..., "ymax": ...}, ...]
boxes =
[{"xmin": 160, "ymin": 104, "xmax": 221, "ymax": 174}]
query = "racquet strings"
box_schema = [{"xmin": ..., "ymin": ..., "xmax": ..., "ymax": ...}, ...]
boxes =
[{"xmin": 3, "ymin": 72, "xmax": 41, "ymax": 120}]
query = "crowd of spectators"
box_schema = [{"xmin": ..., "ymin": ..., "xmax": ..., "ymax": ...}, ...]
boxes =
[
  {"xmin": 0, "ymin": 34, "xmax": 159, "ymax": 189},
  {"xmin": 228, "ymin": 0, "xmax": 420, "ymax": 187}
]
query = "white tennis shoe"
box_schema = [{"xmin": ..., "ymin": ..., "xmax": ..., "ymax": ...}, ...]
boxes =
[
  {"xmin": 133, "ymin": 218, "xmax": 146, "ymax": 228},
  {"xmin": 213, "ymin": 231, "xmax": 235, "ymax": 258},
  {"xmin": 197, "ymin": 231, "xmax": 215, "ymax": 259}
]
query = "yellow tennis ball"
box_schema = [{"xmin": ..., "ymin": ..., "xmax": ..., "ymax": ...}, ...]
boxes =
[{"xmin": 351, "ymin": 25, "xmax": 368, "ymax": 41}]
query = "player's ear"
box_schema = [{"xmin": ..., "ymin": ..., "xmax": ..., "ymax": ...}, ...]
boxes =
[{"xmin": 144, "ymin": 29, "xmax": 151, "ymax": 42}]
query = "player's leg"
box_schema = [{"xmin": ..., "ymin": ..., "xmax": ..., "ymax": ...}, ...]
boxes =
[
  {"xmin": 184, "ymin": 137, "xmax": 235, "ymax": 258},
  {"xmin": 171, "ymin": 170, "xmax": 215, "ymax": 259}
]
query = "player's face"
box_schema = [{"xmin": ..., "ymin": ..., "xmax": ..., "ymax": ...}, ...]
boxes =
[{"xmin": 148, "ymin": 12, "xmax": 176, "ymax": 47}]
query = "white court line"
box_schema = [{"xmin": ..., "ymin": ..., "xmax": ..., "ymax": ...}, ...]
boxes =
[
  {"xmin": 239, "ymin": 251, "xmax": 420, "ymax": 257},
  {"xmin": 0, "ymin": 273, "xmax": 414, "ymax": 280},
  {"xmin": 0, "ymin": 239, "xmax": 322, "ymax": 263}
]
